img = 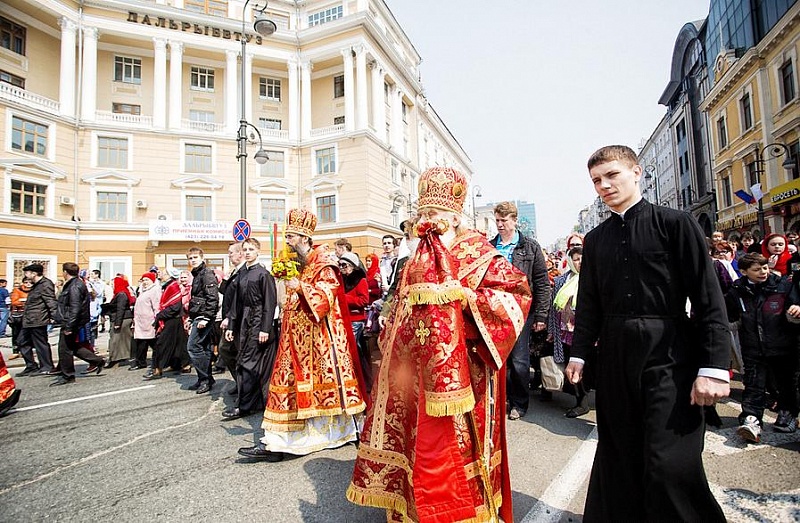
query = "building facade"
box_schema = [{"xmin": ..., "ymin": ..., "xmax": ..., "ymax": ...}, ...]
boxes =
[
  {"xmin": 637, "ymin": 113, "xmax": 678, "ymax": 209},
  {"xmin": 701, "ymin": 0, "xmax": 799, "ymax": 240},
  {"xmin": 0, "ymin": 0, "xmax": 472, "ymax": 282}
]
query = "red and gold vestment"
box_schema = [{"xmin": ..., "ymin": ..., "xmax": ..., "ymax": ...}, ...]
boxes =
[
  {"xmin": 262, "ymin": 244, "xmax": 367, "ymax": 434},
  {"xmin": 0, "ymin": 352, "xmax": 16, "ymax": 404},
  {"xmin": 348, "ymin": 229, "xmax": 531, "ymax": 523}
]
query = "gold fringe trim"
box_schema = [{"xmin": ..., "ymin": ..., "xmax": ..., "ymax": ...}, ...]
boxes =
[
  {"xmin": 346, "ymin": 484, "xmax": 409, "ymax": 518},
  {"xmin": 406, "ymin": 281, "xmax": 465, "ymax": 306},
  {"xmin": 425, "ymin": 392, "xmax": 475, "ymax": 417}
]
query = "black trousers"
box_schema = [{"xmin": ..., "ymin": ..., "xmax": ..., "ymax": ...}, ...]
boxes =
[
  {"xmin": 235, "ymin": 321, "xmax": 279, "ymax": 413},
  {"xmin": 131, "ymin": 338, "xmax": 155, "ymax": 367},
  {"xmin": 741, "ymin": 351, "xmax": 799, "ymax": 423},
  {"xmin": 218, "ymin": 336, "xmax": 238, "ymax": 382},
  {"xmin": 18, "ymin": 326, "xmax": 54, "ymax": 371},
  {"xmin": 58, "ymin": 330, "xmax": 105, "ymax": 379}
]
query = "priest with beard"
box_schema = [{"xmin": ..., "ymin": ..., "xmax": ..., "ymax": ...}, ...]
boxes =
[
  {"xmin": 238, "ymin": 208, "xmax": 368, "ymax": 462},
  {"xmin": 348, "ymin": 167, "xmax": 532, "ymax": 523}
]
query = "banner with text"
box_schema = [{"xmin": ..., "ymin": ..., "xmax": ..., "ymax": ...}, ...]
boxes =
[{"xmin": 149, "ymin": 220, "xmax": 233, "ymax": 242}]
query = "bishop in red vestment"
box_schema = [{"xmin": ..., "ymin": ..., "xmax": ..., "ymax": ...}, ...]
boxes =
[{"xmin": 348, "ymin": 167, "xmax": 531, "ymax": 522}]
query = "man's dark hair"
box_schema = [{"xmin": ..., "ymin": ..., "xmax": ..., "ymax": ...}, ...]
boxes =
[
  {"xmin": 0, "ymin": 279, "xmax": 6, "ymax": 284},
  {"xmin": 741, "ymin": 231, "xmax": 754, "ymax": 241},
  {"xmin": 568, "ymin": 246, "xmax": 583, "ymax": 258},
  {"xmin": 335, "ymin": 238, "xmax": 353, "ymax": 251},
  {"xmin": 62, "ymin": 262, "xmax": 80, "ymax": 277},
  {"xmin": 738, "ymin": 253, "xmax": 768, "ymax": 271},
  {"xmin": 92, "ymin": 269, "xmax": 101, "ymax": 277},
  {"xmin": 382, "ymin": 235, "xmax": 395, "ymax": 243}
]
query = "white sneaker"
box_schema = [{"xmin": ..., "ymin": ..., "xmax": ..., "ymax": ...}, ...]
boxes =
[
  {"xmin": 737, "ymin": 415, "xmax": 762, "ymax": 443},
  {"xmin": 774, "ymin": 410, "xmax": 798, "ymax": 433}
]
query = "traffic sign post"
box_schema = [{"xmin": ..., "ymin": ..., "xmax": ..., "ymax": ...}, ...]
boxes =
[{"xmin": 232, "ymin": 219, "xmax": 251, "ymax": 242}]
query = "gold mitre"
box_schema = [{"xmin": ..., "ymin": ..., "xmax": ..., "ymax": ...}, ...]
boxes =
[
  {"xmin": 285, "ymin": 208, "xmax": 317, "ymax": 237},
  {"xmin": 417, "ymin": 167, "xmax": 468, "ymax": 214}
]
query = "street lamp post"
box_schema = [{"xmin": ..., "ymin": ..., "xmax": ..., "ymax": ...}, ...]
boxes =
[
  {"xmin": 753, "ymin": 142, "xmax": 796, "ymax": 234},
  {"xmin": 644, "ymin": 164, "xmax": 659, "ymax": 205},
  {"xmin": 472, "ymin": 185, "xmax": 482, "ymax": 228},
  {"xmin": 237, "ymin": 1, "xmax": 276, "ymax": 219}
]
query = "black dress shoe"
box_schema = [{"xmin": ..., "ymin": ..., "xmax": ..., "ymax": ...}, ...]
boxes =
[
  {"xmin": 238, "ymin": 445, "xmax": 284, "ymax": 462},
  {"xmin": 143, "ymin": 370, "xmax": 162, "ymax": 381},
  {"xmin": 221, "ymin": 407, "xmax": 250, "ymax": 420},
  {"xmin": 187, "ymin": 381, "xmax": 202, "ymax": 391},
  {"xmin": 212, "ymin": 366, "xmax": 225, "ymax": 375},
  {"xmin": 17, "ymin": 367, "xmax": 40, "ymax": 377},
  {"xmin": 0, "ymin": 389, "xmax": 21, "ymax": 417},
  {"xmin": 128, "ymin": 364, "xmax": 144, "ymax": 371},
  {"xmin": 195, "ymin": 381, "xmax": 213, "ymax": 394},
  {"xmin": 45, "ymin": 369, "xmax": 62, "ymax": 376},
  {"xmin": 103, "ymin": 360, "xmax": 116, "ymax": 369},
  {"xmin": 50, "ymin": 377, "xmax": 76, "ymax": 387}
]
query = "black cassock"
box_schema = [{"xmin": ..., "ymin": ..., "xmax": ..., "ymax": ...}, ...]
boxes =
[
  {"xmin": 227, "ymin": 263, "xmax": 278, "ymax": 414},
  {"xmin": 572, "ymin": 199, "xmax": 728, "ymax": 522}
]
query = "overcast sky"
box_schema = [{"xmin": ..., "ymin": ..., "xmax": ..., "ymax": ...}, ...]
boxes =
[{"xmin": 387, "ymin": 1, "xmax": 711, "ymax": 245}]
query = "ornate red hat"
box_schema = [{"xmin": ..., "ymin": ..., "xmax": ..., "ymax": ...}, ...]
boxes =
[
  {"xmin": 286, "ymin": 208, "xmax": 317, "ymax": 237},
  {"xmin": 417, "ymin": 167, "xmax": 467, "ymax": 214}
]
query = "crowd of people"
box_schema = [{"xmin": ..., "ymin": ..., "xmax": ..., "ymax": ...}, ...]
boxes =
[{"xmin": 1, "ymin": 148, "xmax": 799, "ymax": 522}]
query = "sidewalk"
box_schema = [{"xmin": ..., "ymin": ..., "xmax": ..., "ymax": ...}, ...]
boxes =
[{"xmin": 1, "ymin": 328, "xmax": 111, "ymax": 368}]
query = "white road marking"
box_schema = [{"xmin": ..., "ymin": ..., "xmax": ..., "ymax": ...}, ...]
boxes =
[
  {"xmin": 8, "ymin": 385, "xmax": 156, "ymax": 413},
  {"xmin": 0, "ymin": 398, "xmax": 222, "ymax": 496},
  {"xmin": 521, "ymin": 427, "xmax": 598, "ymax": 523}
]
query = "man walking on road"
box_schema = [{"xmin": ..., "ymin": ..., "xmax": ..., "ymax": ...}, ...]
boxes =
[
  {"xmin": 490, "ymin": 201, "xmax": 550, "ymax": 421},
  {"xmin": 185, "ymin": 247, "xmax": 219, "ymax": 395},
  {"xmin": 17, "ymin": 264, "xmax": 58, "ymax": 377},
  {"xmin": 51, "ymin": 263, "xmax": 104, "ymax": 386},
  {"xmin": 566, "ymin": 145, "xmax": 729, "ymax": 522},
  {"xmin": 218, "ymin": 242, "xmax": 245, "ymax": 390}
]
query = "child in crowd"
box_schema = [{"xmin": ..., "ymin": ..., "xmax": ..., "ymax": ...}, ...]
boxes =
[
  {"xmin": 725, "ymin": 253, "xmax": 800, "ymax": 442},
  {"xmin": 761, "ymin": 233, "xmax": 791, "ymax": 276}
]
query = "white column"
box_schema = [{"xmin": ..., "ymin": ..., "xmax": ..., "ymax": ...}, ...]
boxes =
[
  {"xmin": 244, "ymin": 51, "xmax": 253, "ymax": 124},
  {"xmin": 168, "ymin": 41, "xmax": 183, "ymax": 130},
  {"xmin": 355, "ymin": 45, "xmax": 368, "ymax": 130},
  {"xmin": 301, "ymin": 60, "xmax": 312, "ymax": 139},
  {"xmin": 152, "ymin": 38, "xmax": 167, "ymax": 129},
  {"xmin": 80, "ymin": 27, "xmax": 98, "ymax": 121},
  {"xmin": 342, "ymin": 49, "xmax": 354, "ymax": 132},
  {"xmin": 370, "ymin": 62, "xmax": 385, "ymax": 141},
  {"xmin": 58, "ymin": 18, "xmax": 77, "ymax": 117},
  {"xmin": 288, "ymin": 58, "xmax": 300, "ymax": 141},
  {"xmin": 225, "ymin": 50, "xmax": 238, "ymax": 133},
  {"xmin": 391, "ymin": 85, "xmax": 403, "ymax": 151}
]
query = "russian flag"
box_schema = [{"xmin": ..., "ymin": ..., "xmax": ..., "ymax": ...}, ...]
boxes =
[{"xmin": 734, "ymin": 190, "xmax": 756, "ymax": 205}]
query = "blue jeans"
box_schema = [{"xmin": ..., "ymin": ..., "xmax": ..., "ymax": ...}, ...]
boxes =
[
  {"xmin": 0, "ymin": 307, "xmax": 9, "ymax": 336},
  {"xmin": 187, "ymin": 318, "xmax": 214, "ymax": 383}
]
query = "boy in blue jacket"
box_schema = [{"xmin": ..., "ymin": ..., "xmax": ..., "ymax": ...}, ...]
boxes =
[{"xmin": 725, "ymin": 253, "xmax": 800, "ymax": 442}]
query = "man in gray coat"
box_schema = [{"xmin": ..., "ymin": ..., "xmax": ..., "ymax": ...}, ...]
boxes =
[{"xmin": 17, "ymin": 263, "xmax": 58, "ymax": 376}]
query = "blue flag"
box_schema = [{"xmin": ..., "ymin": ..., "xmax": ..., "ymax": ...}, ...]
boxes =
[{"xmin": 734, "ymin": 189, "xmax": 756, "ymax": 205}]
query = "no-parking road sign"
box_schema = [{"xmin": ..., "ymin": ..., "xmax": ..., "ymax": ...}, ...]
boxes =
[{"xmin": 232, "ymin": 219, "xmax": 251, "ymax": 241}]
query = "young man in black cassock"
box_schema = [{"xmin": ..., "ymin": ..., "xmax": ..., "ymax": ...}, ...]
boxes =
[
  {"xmin": 223, "ymin": 238, "xmax": 278, "ymax": 420},
  {"xmin": 566, "ymin": 145, "xmax": 730, "ymax": 522}
]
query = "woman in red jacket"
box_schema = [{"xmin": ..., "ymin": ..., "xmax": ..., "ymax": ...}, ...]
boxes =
[{"xmin": 338, "ymin": 252, "xmax": 372, "ymax": 390}]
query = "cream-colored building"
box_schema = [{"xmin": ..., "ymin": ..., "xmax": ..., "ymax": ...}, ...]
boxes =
[
  {"xmin": 702, "ymin": 3, "xmax": 800, "ymax": 239},
  {"xmin": 0, "ymin": 0, "xmax": 472, "ymax": 282}
]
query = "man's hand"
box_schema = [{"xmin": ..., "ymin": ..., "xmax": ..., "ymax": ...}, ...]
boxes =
[
  {"xmin": 258, "ymin": 331, "xmax": 269, "ymax": 344},
  {"xmin": 565, "ymin": 361, "xmax": 583, "ymax": 385},
  {"xmin": 286, "ymin": 278, "xmax": 300, "ymax": 291},
  {"xmin": 533, "ymin": 321, "xmax": 546, "ymax": 332},
  {"xmin": 690, "ymin": 376, "xmax": 729, "ymax": 406},
  {"xmin": 220, "ymin": 318, "xmax": 229, "ymax": 330},
  {"xmin": 787, "ymin": 304, "xmax": 800, "ymax": 318},
  {"xmin": 224, "ymin": 329, "xmax": 234, "ymax": 342}
]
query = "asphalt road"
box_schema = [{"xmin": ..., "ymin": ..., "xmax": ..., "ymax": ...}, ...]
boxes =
[{"xmin": 1, "ymin": 338, "xmax": 799, "ymax": 522}]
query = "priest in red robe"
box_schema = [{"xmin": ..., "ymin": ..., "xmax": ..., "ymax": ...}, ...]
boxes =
[
  {"xmin": 348, "ymin": 167, "xmax": 532, "ymax": 522},
  {"xmin": 0, "ymin": 352, "xmax": 21, "ymax": 417},
  {"xmin": 238, "ymin": 208, "xmax": 368, "ymax": 462}
]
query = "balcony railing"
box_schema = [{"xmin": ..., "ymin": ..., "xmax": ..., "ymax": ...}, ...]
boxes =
[
  {"xmin": 257, "ymin": 126, "xmax": 290, "ymax": 140},
  {"xmin": 182, "ymin": 119, "xmax": 226, "ymax": 133},
  {"xmin": 0, "ymin": 83, "xmax": 60, "ymax": 113},
  {"xmin": 96, "ymin": 110, "xmax": 153, "ymax": 127},
  {"xmin": 310, "ymin": 123, "xmax": 345, "ymax": 138}
]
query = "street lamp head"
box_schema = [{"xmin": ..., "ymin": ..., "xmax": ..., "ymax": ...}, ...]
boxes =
[
  {"xmin": 254, "ymin": 148, "xmax": 269, "ymax": 165},
  {"xmin": 782, "ymin": 155, "xmax": 796, "ymax": 172},
  {"xmin": 254, "ymin": 13, "xmax": 277, "ymax": 36}
]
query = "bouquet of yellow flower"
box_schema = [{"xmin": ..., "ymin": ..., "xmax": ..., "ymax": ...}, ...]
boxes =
[{"xmin": 271, "ymin": 249, "xmax": 300, "ymax": 280}]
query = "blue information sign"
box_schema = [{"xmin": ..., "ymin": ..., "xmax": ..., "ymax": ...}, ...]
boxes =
[{"xmin": 232, "ymin": 219, "xmax": 251, "ymax": 241}]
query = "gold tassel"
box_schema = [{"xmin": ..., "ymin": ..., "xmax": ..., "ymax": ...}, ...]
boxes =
[
  {"xmin": 425, "ymin": 393, "xmax": 476, "ymax": 417},
  {"xmin": 346, "ymin": 485, "xmax": 408, "ymax": 514},
  {"xmin": 407, "ymin": 282, "xmax": 465, "ymax": 306}
]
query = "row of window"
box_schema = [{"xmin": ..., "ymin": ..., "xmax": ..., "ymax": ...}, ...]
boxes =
[
  {"xmin": 8, "ymin": 178, "xmax": 337, "ymax": 225},
  {"xmin": 716, "ymin": 59, "xmax": 796, "ymax": 150}
]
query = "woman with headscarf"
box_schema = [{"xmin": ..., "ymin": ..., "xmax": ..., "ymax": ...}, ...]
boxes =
[
  {"xmin": 550, "ymin": 246, "xmax": 591, "ymax": 417},
  {"xmin": 338, "ymin": 251, "xmax": 372, "ymax": 391},
  {"xmin": 131, "ymin": 272, "xmax": 162, "ymax": 371},
  {"xmin": 761, "ymin": 233, "xmax": 792, "ymax": 276},
  {"xmin": 105, "ymin": 276, "xmax": 134, "ymax": 368},
  {"xmin": 144, "ymin": 268, "xmax": 190, "ymax": 380}
]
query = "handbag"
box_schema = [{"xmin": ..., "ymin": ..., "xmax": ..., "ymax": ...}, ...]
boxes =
[{"xmin": 539, "ymin": 355, "xmax": 564, "ymax": 392}]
